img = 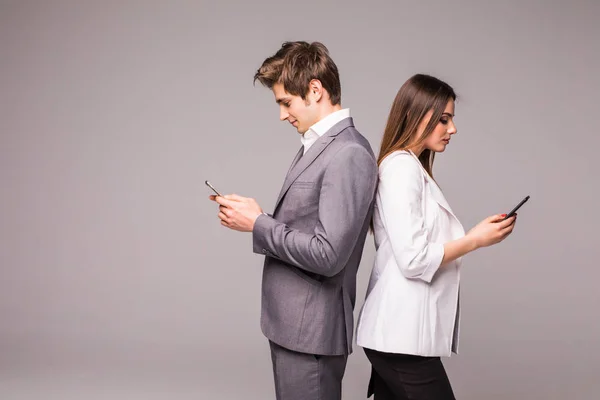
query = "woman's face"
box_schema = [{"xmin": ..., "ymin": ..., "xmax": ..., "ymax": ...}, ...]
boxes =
[{"xmin": 415, "ymin": 100, "xmax": 457, "ymax": 154}]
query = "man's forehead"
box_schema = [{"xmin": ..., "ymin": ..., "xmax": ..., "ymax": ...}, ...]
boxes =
[
  {"xmin": 273, "ymin": 84, "xmax": 296, "ymax": 103},
  {"xmin": 272, "ymin": 83, "xmax": 288, "ymax": 96}
]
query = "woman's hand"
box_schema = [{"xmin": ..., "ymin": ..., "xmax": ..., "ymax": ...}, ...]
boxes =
[{"xmin": 467, "ymin": 214, "xmax": 517, "ymax": 249}]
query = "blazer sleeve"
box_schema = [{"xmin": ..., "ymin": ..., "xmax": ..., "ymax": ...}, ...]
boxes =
[
  {"xmin": 378, "ymin": 154, "xmax": 444, "ymax": 283},
  {"xmin": 252, "ymin": 144, "xmax": 377, "ymax": 277}
]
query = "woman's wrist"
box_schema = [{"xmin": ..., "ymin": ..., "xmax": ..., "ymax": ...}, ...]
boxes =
[{"xmin": 464, "ymin": 233, "xmax": 480, "ymax": 252}]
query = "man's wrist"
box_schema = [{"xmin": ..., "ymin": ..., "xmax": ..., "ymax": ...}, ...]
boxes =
[{"xmin": 250, "ymin": 212, "xmax": 267, "ymax": 232}]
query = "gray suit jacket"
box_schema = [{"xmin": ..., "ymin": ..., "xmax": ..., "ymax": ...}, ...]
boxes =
[{"xmin": 252, "ymin": 117, "xmax": 378, "ymax": 356}]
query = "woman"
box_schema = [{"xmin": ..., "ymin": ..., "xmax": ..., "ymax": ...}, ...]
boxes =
[{"xmin": 356, "ymin": 74, "xmax": 517, "ymax": 399}]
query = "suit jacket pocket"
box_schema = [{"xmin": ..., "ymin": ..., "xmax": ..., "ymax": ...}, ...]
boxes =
[
  {"xmin": 285, "ymin": 181, "xmax": 319, "ymax": 219},
  {"xmin": 291, "ymin": 181, "xmax": 315, "ymax": 189}
]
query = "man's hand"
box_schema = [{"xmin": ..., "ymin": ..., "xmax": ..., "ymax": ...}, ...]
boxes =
[{"xmin": 209, "ymin": 194, "xmax": 264, "ymax": 232}]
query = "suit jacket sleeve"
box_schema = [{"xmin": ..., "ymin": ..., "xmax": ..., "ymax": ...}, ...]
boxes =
[
  {"xmin": 378, "ymin": 154, "xmax": 444, "ymax": 283},
  {"xmin": 252, "ymin": 144, "xmax": 377, "ymax": 277}
]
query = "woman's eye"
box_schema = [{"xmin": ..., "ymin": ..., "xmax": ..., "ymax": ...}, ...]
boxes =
[{"xmin": 440, "ymin": 119, "xmax": 448, "ymax": 125}]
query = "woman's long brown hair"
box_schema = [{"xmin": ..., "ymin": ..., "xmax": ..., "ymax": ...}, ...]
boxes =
[
  {"xmin": 370, "ymin": 75, "xmax": 456, "ymax": 232},
  {"xmin": 377, "ymin": 74, "xmax": 457, "ymax": 177}
]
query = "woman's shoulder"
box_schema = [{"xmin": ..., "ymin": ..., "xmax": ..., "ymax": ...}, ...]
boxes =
[{"xmin": 379, "ymin": 150, "xmax": 422, "ymax": 175}]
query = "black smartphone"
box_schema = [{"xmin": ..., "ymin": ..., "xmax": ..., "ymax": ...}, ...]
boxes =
[
  {"xmin": 205, "ymin": 180, "xmax": 222, "ymax": 197},
  {"xmin": 503, "ymin": 195, "xmax": 530, "ymax": 220}
]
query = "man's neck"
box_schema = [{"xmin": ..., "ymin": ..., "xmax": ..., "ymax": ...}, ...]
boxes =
[{"xmin": 315, "ymin": 104, "xmax": 343, "ymax": 124}]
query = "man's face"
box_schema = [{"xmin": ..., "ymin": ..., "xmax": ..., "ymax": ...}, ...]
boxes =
[{"xmin": 272, "ymin": 83, "xmax": 318, "ymax": 134}]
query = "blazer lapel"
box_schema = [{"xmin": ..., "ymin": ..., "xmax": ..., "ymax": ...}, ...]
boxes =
[
  {"xmin": 407, "ymin": 150, "xmax": 458, "ymax": 221},
  {"xmin": 274, "ymin": 117, "xmax": 354, "ymax": 210},
  {"xmin": 286, "ymin": 146, "xmax": 304, "ymax": 180},
  {"xmin": 426, "ymin": 178, "xmax": 456, "ymax": 219}
]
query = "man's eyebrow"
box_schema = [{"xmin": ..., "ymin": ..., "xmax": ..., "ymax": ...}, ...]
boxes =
[{"xmin": 276, "ymin": 97, "xmax": 290, "ymax": 104}]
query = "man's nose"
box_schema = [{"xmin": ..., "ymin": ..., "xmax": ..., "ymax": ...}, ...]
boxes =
[{"xmin": 280, "ymin": 108, "xmax": 289, "ymax": 121}]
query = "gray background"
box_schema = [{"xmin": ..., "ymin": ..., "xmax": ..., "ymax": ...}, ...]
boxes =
[{"xmin": 1, "ymin": 0, "xmax": 599, "ymax": 399}]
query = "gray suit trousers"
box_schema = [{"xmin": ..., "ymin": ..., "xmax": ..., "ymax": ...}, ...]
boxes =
[{"xmin": 269, "ymin": 341, "xmax": 348, "ymax": 400}]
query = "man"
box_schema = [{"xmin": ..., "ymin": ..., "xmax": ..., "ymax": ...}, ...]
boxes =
[{"xmin": 210, "ymin": 41, "xmax": 377, "ymax": 400}]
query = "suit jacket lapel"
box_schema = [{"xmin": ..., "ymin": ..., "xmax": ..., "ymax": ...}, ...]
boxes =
[
  {"xmin": 286, "ymin": 146, "xmax": 304, "ymax": 180},
  {"xmin": 274, "ymin": 117, "xmax": 354, "ymax": 210}
]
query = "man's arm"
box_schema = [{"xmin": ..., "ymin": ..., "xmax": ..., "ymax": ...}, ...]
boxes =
[{"xmin": 252, "ymin": 144, "xmax": 377, "ymax": 277}]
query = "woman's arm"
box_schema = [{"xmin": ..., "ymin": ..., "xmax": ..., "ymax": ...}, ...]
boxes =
[
  {"xmin": 378, "ymin": 154, "xmax": 444, "ymax": 283},
  {"xmin": 442, "ymin": 214, "xmax": 517, "ymax": 265}
]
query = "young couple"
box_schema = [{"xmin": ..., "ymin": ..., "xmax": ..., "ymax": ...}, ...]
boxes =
[{"xmin": 210, "ymin": 41, "xmax": 517, "ymax": 400}]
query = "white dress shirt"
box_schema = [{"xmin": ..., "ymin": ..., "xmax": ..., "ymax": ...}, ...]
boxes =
[
  {"xmin": 301, "ymin": 109, "xmax": 350, "ymax": 155},
  {"xmin": 356, "ymin": 150, "xmax": 466, "ymax": 357}
]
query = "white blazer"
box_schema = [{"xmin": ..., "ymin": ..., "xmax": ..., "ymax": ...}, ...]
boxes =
[{"xmin": 356, "ymin": 150, "xmax": 466, "ymax": 357}]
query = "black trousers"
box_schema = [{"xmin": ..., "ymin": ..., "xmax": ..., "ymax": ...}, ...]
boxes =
[{"xmin": 363, "ymin": 348, "xmax": 456, "ymax": 400}]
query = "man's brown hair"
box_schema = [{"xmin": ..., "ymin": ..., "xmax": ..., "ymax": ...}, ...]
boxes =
[{"xmin": 254, "ymin": 41, "xmax": 341, "ymax": 105}]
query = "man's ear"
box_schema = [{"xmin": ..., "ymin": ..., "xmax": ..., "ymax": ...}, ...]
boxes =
[{"xmin": 308, "ymin": 79, "xmax": 324, "ymax": 102}]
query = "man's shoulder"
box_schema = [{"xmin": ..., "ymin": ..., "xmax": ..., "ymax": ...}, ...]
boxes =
[
  {"xmin": 319, "ymin": 130, "xmax": 376, "ymax": 175},
  {"xmin": 333, "ymin": 125, "xmax": 374, "ymax": 156}
]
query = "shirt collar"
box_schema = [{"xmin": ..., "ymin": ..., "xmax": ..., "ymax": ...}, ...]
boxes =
[{"xmin": 307, "ymin": 108, "xmax": 350, "ymax": 137}]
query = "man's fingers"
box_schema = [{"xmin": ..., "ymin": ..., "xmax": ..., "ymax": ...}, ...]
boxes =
[
  {"xmin": 225, "ymin": 193, "xmax": 245, "ymax": 201},
  {"xmin": 215, "ymin": 196, "xmax": 234, "ymax": 207},
  {"xmin": 220, "ymin": 205, "xmax": 238, "ymax": 220}
]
